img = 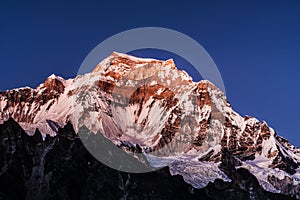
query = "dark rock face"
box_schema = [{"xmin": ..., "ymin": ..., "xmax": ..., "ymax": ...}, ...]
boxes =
[{"xmin": 0, "ymin": 119, "xmax": 295, "ymax": 200}]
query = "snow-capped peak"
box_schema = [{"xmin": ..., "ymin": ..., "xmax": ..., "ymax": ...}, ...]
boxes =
[
  {"xmin": 46, "ymin": 74, "xmax": 66, "ymax": 83},
  {"xmin": 0, "ymin": 52, "xmax": 300, "ymax": 197},
  {"xmin": 48, "ymin": 74, "xmax": 57, "ymax": 79},
  {"xmin": 111, "ymin": 51, "xmax": 165, "ymax": 62},
  {"xmin": 92, "ymin": 52, "xmax": 178, "ymax": 77}
]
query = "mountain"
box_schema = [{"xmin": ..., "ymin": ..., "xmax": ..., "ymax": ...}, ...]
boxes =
[
  {"xmin": 0, "ymin": 52, "xmax": 300, "ymax": 199},
  {"xmin": 0, "ymin": 118, "xmax": 295, "ymax": 200}
]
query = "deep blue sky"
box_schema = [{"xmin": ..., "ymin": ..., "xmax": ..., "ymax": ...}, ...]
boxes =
[{"xmin": 1, "ymin": 1, "xmax": 300, "ymax": 146}]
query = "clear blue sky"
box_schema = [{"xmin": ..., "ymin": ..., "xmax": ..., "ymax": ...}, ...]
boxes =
[{"xmin": 1, "ymin": 1, "xmax": 300, "ymax": 146}]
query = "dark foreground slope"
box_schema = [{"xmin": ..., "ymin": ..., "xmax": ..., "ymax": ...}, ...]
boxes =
[{"xmin": 0, "ymin": 119, "xmax": 294, "ymax": 200}]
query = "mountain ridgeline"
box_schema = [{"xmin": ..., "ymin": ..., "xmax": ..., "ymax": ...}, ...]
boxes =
[{"xmin": 0, "ymin": 52, "xmax": 300, "ymax": 199}]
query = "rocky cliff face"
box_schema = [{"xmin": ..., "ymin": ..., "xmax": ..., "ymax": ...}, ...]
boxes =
[
  {"xmin": 0, "ymin": 52, "xmax": 300, "ymax": 199},
  {"xmin": 0, "ymin": 118, "xmax": 295, "ymax": 200}
]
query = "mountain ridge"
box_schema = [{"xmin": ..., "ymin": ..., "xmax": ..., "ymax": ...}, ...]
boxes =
[
  {"xmin": 1, "ymin": 117, "xmax": 296, "ymax": 200},
  {"xmin": 0, "ymin": 52, "xmax": 300, "ymax": 198}
]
